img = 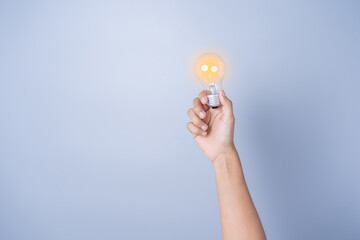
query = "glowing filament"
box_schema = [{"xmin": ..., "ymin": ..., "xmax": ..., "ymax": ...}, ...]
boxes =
[{"xmin": 201, "ymin": 64, "xmax": 208, "ymax": 72}]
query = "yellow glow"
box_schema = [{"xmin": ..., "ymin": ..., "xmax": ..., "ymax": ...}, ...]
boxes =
[{"xmin": 195, "ymin": 53, "xmax": 225, "ymax": 84}]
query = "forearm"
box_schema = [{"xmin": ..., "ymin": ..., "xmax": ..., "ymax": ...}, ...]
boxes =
[
  {"xmin": 186, "ymin": 90, "xmax": 265, "ymax": 238},
  {"xmin": 213, "ymin": 149, "xmax": 266, "ymax": 240}
]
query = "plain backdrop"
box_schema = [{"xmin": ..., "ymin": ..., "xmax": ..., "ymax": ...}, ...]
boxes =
[{"xmin": 0, "ymin": 0, "xmax": 359, "ymax": 239}]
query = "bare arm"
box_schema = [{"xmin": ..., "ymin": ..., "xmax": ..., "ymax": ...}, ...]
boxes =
[{"xmin": 187, "ymin": 90, "xmax": 266, "ymax": 240}]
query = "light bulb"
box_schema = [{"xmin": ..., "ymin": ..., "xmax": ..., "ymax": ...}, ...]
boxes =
[{"xmin": 195, "ymin": 52, "xmax": 226, "ymax": 108}]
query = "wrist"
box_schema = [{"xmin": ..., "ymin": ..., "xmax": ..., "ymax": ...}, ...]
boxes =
[
  {"xmin": 212, "ymin": 147, "xmax": 245, "ymax": 183},
  {"xmin": 212, "ymin": 146, "xmax": 239, "ymax": 166}
]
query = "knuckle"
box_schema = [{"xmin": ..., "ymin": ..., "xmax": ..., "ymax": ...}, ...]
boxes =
[
  {"xmin": 187, "ymin": 108, "xmax": 192, "ymax": 116},
  {"xmin": 199, "ymin": 92, "xmax": 207, "ymax": 102},
  {"xmin": 194, "ymin": 106, "xmax": 202, "ymax": 114},
  {"xmin": 193, "ymin": 127, "xmax": 200, "ymax": 134},
  {"xmin": 194, "ymin": 117, "xmax": 202, "ymax": 125}
]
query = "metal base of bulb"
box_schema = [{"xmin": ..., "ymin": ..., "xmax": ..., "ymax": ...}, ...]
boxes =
[{"xmin": 207, "ymin": 93, "xmax": 220, "ymax": 108}]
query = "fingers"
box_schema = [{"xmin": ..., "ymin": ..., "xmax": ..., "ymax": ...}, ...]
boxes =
[
  {"xmin": 186, "ymin": 91, "xmax": 214, "ymax": 137},
  {"xmin": 198, "ymin": 91, "xmax": 209, "ymax": 106},
  {"xmin": 193, "ymin": 97, "xmax": 209, "ymax": 119},
  {"xmin": 219, "ymin": 90, "xmax": 235, "ymax": 122},
  {"xmin": 186, "ymin": 93, "xmax": 210, "ymax": 137},
  {"xmin": 187, "ymin": 122, "xmax": 207, "ymax": 137},
  {"xmin": 187, "ymin": 108, "xmax": 208, "ymax": 131}
]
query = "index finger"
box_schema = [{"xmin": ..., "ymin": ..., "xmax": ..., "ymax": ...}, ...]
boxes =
[
  {"xmin": 198, "ymin": 91, "xmax": 210, "ymax": 111},
  {"xmin": 193, "ymin": 98, "xmax": 207, "ymax": 119}
]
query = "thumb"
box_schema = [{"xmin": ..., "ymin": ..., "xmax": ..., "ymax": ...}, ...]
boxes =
[{"xmin": 219, "ymin": 90, "xmax": 233, "ymax": 116}]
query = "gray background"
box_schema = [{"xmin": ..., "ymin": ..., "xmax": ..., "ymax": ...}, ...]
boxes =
[{"xmin": 1, "ymin": 0, "xmax": 359, "ymax": 239}]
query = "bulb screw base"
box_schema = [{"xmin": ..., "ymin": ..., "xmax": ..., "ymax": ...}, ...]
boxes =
[{"xmin": 207, "ymin": 93, "xmax": 220, "ymax": 108}]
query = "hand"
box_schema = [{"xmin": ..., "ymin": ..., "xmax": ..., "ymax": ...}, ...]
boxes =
[{"xmin": 187, "ymin": 90, "xmax": 236, "ymax": 162}]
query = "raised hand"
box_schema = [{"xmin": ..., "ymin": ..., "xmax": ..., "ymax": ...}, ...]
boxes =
[{"xmin": 187, "ymin": 90, "xmax": 236, "ymax": 162}]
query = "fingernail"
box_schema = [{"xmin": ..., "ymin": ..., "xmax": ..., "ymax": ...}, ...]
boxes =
[
  {"xmin": 199, "ymin": 112, "xmax": 205, "ymax": 118},
  {"xmin": 202, "ymin": 131, "xmax": 207, "ymax": 136},
  {"xmin": 201, "ymin": 125, "xmax": 207, "ymax": 130},
  {"xmin": 202, "ymin": 97, "xmax": 207, "ymax": 103}
]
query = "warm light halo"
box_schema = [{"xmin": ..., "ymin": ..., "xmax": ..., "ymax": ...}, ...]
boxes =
[{"xmin": 195, "ymin": 52, "xmax": 225, "ymax": 84}]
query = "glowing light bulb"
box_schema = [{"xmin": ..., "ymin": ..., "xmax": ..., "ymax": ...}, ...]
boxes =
[{"xmin": 195, "ymin": 52, "xmax": 226, "ymax": 108}]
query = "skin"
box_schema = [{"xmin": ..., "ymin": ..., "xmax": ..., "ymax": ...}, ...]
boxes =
[{"xmin": 187, "ymin": 90, "xmax": 266, "ymax": 240}]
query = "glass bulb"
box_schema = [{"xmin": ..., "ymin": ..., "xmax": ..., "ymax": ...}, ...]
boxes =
[{"xmin": 195, "ymin": 52, "xmax": 226, "ymax": 108}]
